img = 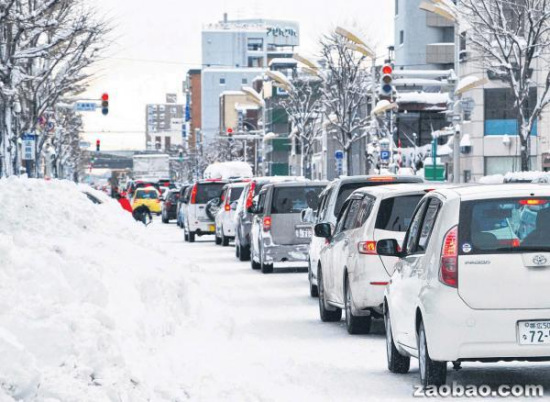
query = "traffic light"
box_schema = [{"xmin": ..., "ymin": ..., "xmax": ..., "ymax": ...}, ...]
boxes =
[
  {"xmin": 96, "ymin": 139, "xmax": 100, "ymax": 152},
  {"xmin": 101, "ymin": 93, "xmax": 109, "ymax": 115},
  {"xmin": 237, "ymin": 111, "xmax": 244, "ymax": 132},
  {"xmin": 380, "ymin": 64, "xmax": 394, "ymax": 97},
  {"xmin": 226, "ymin": 127, "xmax": 233, "ymax": 137}
]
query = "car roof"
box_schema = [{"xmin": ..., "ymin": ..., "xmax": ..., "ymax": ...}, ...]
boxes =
[
  {"xmin": 433, "ymin": 184, "xmax": 550, "ymax": 201},
  {"xmin": 351, "ymin": 183, "xmax": 452, "ymax": 199},
  {"xmin": 197, "ymin": 179, "xmax": 228, "ymax": 184},
  {"xmin": 331, "ymin": 175, "xmax": 423, "ymax": 186},
  {"xmin": 263, "ymin": 181, "xmax": 328, "ymax": 189}
]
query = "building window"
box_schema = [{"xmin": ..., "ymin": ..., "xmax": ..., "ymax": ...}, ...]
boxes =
[
  {"xmin": 248, "ymin": 57, "xmax": 263, "ymax": 67},
  {"xmin": 165, "ymin": 136, "xmax": 171, "ymax": 150},
  {"xmin": 484, "ymin": 87, "xmax": 537, "ymax": 136},
  {"xmin": 395, "ymin": 0, "xmax": 398, "ymax": 15},
  {"xmin": 399, "ymin": 30, "xmax": 405, "ymax": 45},
  {"xmin": 242, "ymin": 78, "xmax": 248, "ymax": 85},
  {"xmin": 248, "ymin": 38, "xmax": 263, "ymax": 51},
  {"xmin": 155, "ymin": 136, "xmax": 161, "ymax": 150},
  {"xmin": 220, "ymin": 77, "xmax": 226, "ymax": 85}
]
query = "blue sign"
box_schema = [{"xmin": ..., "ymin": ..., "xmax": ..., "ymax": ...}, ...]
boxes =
[
  {"xmin": 22, "ymin": 133, "xmax": 37, "ymax": 141},
  {"xmin": 334, "ymin": 150, "xmax": 344, "ymax": 160},
  {"xmin": 380, "ymin": 150, "xmax": 391, "ymax": 161},
  {"xmin": 75, "ymin": 102, "xmax": 97, "ymax": 112}
]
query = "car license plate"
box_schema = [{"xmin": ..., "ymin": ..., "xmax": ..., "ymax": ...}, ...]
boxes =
[
  {"xmin": 295, "ymin": 227, "xmax": 312, "ymax": 239},
  {"xmin": 209, "ymin": 224, "xmax": 215, "ymax": 232},
  {"xmin": 518, "ymin": 321, "xmax": 550, "ymax": 345}
]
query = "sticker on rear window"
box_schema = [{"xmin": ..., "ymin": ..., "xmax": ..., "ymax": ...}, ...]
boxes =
[{"xmin": 462, "ymin": 243, "xmax": 472, "ymax": 253}]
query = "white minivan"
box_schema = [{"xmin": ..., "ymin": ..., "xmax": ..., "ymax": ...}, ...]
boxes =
[
  {"xmin": 314, "ymin": 184, "xmax": 434, "ymax": 334},
  {"xmin": 380, "ymin": 185, "xmax": 550, "ymax": 386}
]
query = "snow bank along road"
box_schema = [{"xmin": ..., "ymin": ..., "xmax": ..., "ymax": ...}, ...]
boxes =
[{"xmin": 152, "ymin": 221, "xmax": 550, "ymax": 401}]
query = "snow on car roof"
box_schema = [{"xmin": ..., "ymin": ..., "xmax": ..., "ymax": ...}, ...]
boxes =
[{"xmin": 436, "ymin": 184, "xmax": 550, "ymax": 201}]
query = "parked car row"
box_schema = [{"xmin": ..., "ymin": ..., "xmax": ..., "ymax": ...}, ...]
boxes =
[{"xmin": 167, "ymin": 175, "xmax": 550, "ymax": 388}]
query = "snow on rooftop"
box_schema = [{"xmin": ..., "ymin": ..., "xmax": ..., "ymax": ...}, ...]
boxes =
[
  {"xmin": 268, "ymin": 58, "xmax": 298, "ymax": 67},
  {"xmin": 204, "ymin": 161, "xmax": 253, "ymax": 179},
  {"xmin": 397, "ymin": 92, "xmax": 449, "ymax": 105}
]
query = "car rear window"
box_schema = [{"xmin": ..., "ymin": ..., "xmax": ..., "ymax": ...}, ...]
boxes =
[
  {"xmin": 333, "ymin": 180, "xmax": 420, "ymax": 217},
  {"xmin": 459, "ymin": 198, "xmax": 550, "ymax": 254},
  {"xmin": 167, "ymin": 192, "xmax": 179, "ymax": 202},
  {"xmin": 136, "ymin": 189, "xmax": 158, "ymax": 200},
  {"xmin": 271, "ymin": 186, "xmax": 324, "ymax": 214},
  {"xmin": 196, "ymin": 183, "xmax": 225, "ymax": 204},
  {"xmin": 230, "ymin": 187, "xmax": 244, "ymax": 202},
  {"xmin": 136, "ymin": 182, "xmax": 157, "ymax": 190},
  {"xmin": 375, "ymin": 195, "xmax": 423, "ymax": 232}
]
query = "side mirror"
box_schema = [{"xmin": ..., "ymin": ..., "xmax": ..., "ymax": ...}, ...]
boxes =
[
  {"xmin": 377, "ymin": 239, "xmax": 401, "ymax": 257},
  {"xmin": 314, "ymin": 222, "xmax": 332, "ymax": 239}
]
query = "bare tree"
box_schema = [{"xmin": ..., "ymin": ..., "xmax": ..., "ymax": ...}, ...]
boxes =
[
  {"xmin": 460, "ymin": 0, "xmax": 550, "ymax": 171},
  {"xmin": 319, "ymin": 32, "xmax": 374, "ymax": 175},
  {"xmin": 279, "ymin": 74, "xmax": 324, "ymax": 178}
]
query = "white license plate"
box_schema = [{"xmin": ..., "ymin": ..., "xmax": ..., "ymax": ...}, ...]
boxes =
[
  {"xmin": 518, "ymin": 321, "xmax": 550, "ymax": 345},
  {"xmin": 295, "ymin": 228, "xmax": 312, "ymax": 239}
]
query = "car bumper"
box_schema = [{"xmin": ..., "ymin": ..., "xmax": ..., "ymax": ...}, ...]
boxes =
[
  {"xmin": 263, "ymin": 242, "xmax": 310, "ymax": 264},
  {"xmin": 422, "ymin": 287, "xmax": 550, "ymax": 362},
  {"xmin": 188, "ymin": 221, "xmax": 216, "ymax": 234}
]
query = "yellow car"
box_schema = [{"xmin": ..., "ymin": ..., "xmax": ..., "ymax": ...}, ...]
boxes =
[{"xmin": 132, "ymin": 187, "xmax": 162, "ymax": 214}]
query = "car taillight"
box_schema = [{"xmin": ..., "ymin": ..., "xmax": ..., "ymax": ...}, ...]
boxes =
[
  {"xmin": 225, "ymin": 203, "xmax": 231, "ymax": 212},
  {"xmin": 263, "ymin": 216, "xmax": 272, "ymax": 232},
  {"xmin": 358, "ymin": 241, "xmax": 377, "ymax": 255},
  {"xmin": 190, "ymin": 184, "xmax": 198, "ymax": 204},
  {"xmin": 246, "ymin": 182, "xmax": 256, "ymax": 210},
  {"xmin": 440, "ymin": 226, "xmax": 458, "ymax": 288}
]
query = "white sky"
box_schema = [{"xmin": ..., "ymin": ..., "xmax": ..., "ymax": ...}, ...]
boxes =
[{"xmin": 83, "ymin": 0, "xmax": 394, "ymax": 150}]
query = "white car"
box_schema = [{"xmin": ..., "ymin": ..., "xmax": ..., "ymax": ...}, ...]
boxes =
[
  {"xmin": 308, "ymin": 175, "xmax": 424, "ymax": 298},
  {"xmin": 314, "ymin": 184, "xmax": 434, "ymax": 334},
  {"xmin": 183, "ymin": 179, "xmax": 228, "ymax": 242},
  {"xmin": 215, "ymin": 182, "xmax": 247, "ymax": 246},
  {"xmin": 380, "ymin": 184, "xmax": 550, "ymax": 386}
]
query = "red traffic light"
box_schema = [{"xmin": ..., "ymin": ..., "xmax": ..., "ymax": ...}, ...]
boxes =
[
  {"xmin": 101, "ymin": 93, "xmax": 109, "ymax": 102},
  {"xmin": 227, "ymin": 128, "xmax": 234, "ymax": 135},
  {"xmin": 382, "ymin": 65, "xmax": 393, "ymax": 75},
  {"xmin": 96, "ymin": 139, "xmax": 101, "ymax": 152}
]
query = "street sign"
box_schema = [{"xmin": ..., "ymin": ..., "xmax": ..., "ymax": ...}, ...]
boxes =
[
  {"xmin": 334, "ymin": 150, "xmax": 344, "ymax": 160},
  {"xmin": 461, "ymin": 97, "xmax": 475, "ymax": 113},
  {"xmin": 22, "ymin": 133, "xmax": 36, "ymax": 161},
  {"xmin": 75, "ymin": 102, "xmax": 97, "ymax": 112},
  {"xmin": 79, "ymin": 141, "xmax": 91, "ymax": 149},
  {"xmin": 380, "ymin": 150, "xmax": 391, "ymax": 161}
]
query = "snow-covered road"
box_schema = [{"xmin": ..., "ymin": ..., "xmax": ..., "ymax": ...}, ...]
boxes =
[{"xmin": 150, "ymin": 221, "xmax": 550, "ymax": 401}]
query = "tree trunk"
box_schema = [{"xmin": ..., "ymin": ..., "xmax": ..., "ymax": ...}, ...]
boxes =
[{"xmin": 520, "ymin": 122, "xmax": 530, "ymax": 172}]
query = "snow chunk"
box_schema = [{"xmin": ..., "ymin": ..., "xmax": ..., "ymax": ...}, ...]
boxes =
[
  {"xmin": 397, "ymin": 92, "xmax": 449, "ymax": 105},
  {"xmin": 204, "ymin": 161, "xmax": 253, "ymax": 179}
]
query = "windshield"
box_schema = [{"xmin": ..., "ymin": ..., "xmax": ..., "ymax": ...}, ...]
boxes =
[
  {"xmin": 196, "ymin": 183, "xmax": 226, "ymax": 204},
  {"xmin": 136, "ymin": 189, "xmax": 159, "ymax": 200},
  {"xmin": 375, "ymin": 195, "xmax": 423, "ymax": 232},
  {"xmin": 271, "ymin": 186, "xmax": 324, "ymax": 214},
  {"xmin": 460, "ymin": 198, "xmax": 550, "ymax": 254}
]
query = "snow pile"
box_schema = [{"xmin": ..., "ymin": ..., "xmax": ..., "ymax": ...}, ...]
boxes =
[
  {"xmin": 204, "ymin": 161, "xmax": 253, "ymax": 179},
  {"xmin": 0, "ymin": 178, "xmax": 192, "ymax": 401},
  {"xmin": 479, "ymin": 174, "xmax": 504, "ymax": 184},
  {"xmin": 397, "ymin": 92, "xmax": 449, "ymax": 105},
  {"xmin": 504, "ymin": 171, "xmax": 545, "ymax": 183}
]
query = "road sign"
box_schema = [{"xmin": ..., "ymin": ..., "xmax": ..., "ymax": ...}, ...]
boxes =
[
  {"xmin": 380, "ymin": 150, "xmax": 391, "ymax": 161},
  {"xmin": 22, "ymin": 133, "xmax": 36, "ymax": 161},
  {"xmin": 334, "ymin": 150, "xmax": 344, "ymax": 160},
  {"xmin": 75, "ymin": 102, "xmax": 97, "ymax": 112}
]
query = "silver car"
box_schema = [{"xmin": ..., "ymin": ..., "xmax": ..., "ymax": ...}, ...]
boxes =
[{"xmin": 250, "ymin": 181, "xmax": 327, "ymax": 274}]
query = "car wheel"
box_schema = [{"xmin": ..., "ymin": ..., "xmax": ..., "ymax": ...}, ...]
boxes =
[
  {"xmin": 344, "ymin": 275, "xmax": 371, "ymax": 334},
  {"xmin": 222, "ymin": 233, "xmax": 230, "ymax": 247},
  {"xmin": 239, "ymin": 238, "xmax": 251, "ymax": 261},
  {"xmin": 162, "ymin": 212, "xmax": 169, "ymax": 224},
  {"xmin": 250, "ymin": 248, "xmax": 261, "ymax": 270},
  {"xmin": 188, "ymin": 231, "xmax": 196, "ymax": 243},
  {"xmin": 418, "ymin": 321, "xmax": 447, "ymax": 387},
  {"xmin": 385, "ymin": 305, "xmax": 410, "ymax": 374},
  {"xmin": 215, "ymin": 235, "xmax": 222, "ymax": 245},
  {"xmin": 318, "ymin": 267, "xmax": 342, "ymax": 322},
  {"xmin": 260, "ymin": 257, "xmax": 273, "ymax": 274},
  {"xmin": 308, "ymin": 260, "xmax": 319, "ymax": 298},
  {"xmin": 184, "ymin": 232, "xmax": 189, "ymax": 242},
  {"xmin": 236, "ymin": 244, "xmax": 240, "ymax": 258}
]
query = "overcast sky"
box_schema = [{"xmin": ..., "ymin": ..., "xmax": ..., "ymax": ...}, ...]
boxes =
[{"xmin": 83, "ymin": 0, "xmax": 394, "ymax": 150}]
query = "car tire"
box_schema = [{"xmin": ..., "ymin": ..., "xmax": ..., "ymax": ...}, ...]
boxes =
[
  {"xmin": 385, "ymin": 306, "xmax": 410, "ymax": 374},
  {"xmin": 250, "ymin": 248, "xmax": 261, "ymax": 270},
  {"xmin": 236, "ymin": 245, "xmax": 240, "ymax": 258},
  {"xmin": 188, "ymin": 231, "xmax": 196, "ymax": 243},
  {"xmin": 308, "ymin": 260, "xmax": 319, "ymax": 297},
  {"xmin": 184, "ymin": 232, "xmax": 189, "ymax": 242},
  {"xmin": 261, "ymin": 259, "xmax": 273, "ymax": 274},
  {"xmin": 418, "ymin": 321, "xmax": 447, "ymax": 387},
  {"xmin": 215, "ymin": 235, "xmax": 222, "ymax": 245},
  {"xmin": 162, "ymin": 213, "xmax": 169, "ymax": 224},
  {"xmin": 318, "ymin": 267, "xmax": 342, "ymax": 322},
  {"xmin": 344, "ymin": 275, "xmax": 371, "ymax": 334},
  {"xmin": 222, "ymin": 234, "xmax": 230, "ymax": 247},
  {"xmin": 239, "ymin": 244, "xmax": 251, "ymax": 261}
]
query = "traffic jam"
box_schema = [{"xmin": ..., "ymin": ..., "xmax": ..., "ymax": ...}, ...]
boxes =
[{"xmin": 148, "ymin": 175, "xmax": 550, "ymax": 388}]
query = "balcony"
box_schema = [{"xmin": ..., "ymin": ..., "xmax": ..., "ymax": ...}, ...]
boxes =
[{"xmin": 426, "ymin": 43, "xmax": 455, "ymax": 65}]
